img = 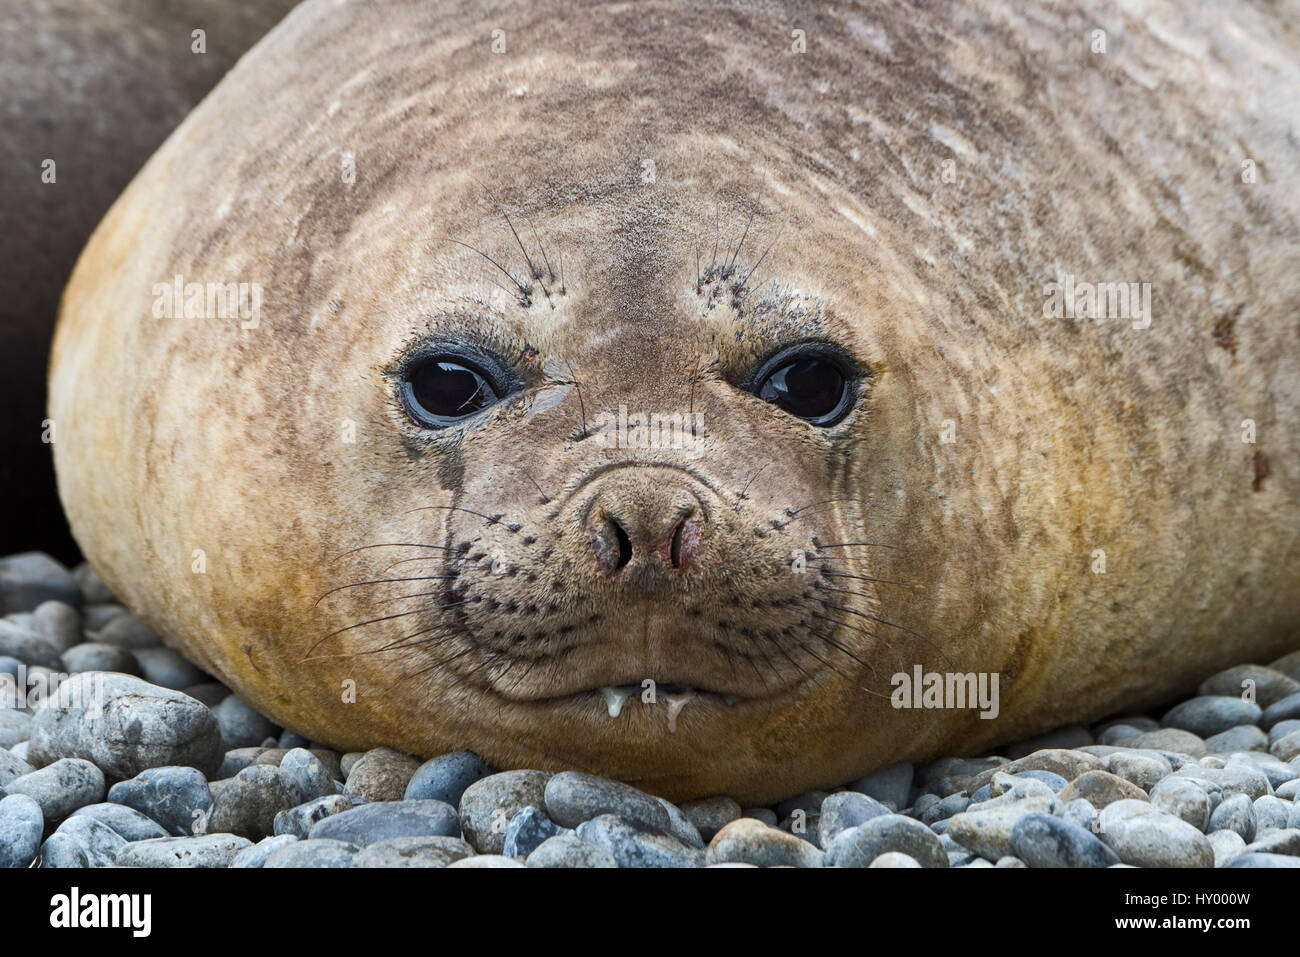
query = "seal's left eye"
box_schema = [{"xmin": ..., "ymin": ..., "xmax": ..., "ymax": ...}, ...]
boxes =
[
  {"xmin": 745, "ymin": 343, "xmax": 858, "ymax": 427},
  {"xmin": 400, "ymin": 356, "xmax": 503, "ymax": 428}
]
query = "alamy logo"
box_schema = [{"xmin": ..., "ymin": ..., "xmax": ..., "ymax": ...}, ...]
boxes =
[
  {"xmin": 49, "ymin": 888, "xmax": 151, "ymax": 937},
  {"xmin": 152, "ymin": 274, "xmax": 262, "ymax": 328},
  {"xmin": 591, "ymin": 405, "xmax": 705, "ymax": 453},
  {"xmin": 891, "ymin": 666, "xmax": 1000, "ymax": 719},
  {"xmin": 1043, "ymin": 274, "xmax": 1151, "ymax": 330}
]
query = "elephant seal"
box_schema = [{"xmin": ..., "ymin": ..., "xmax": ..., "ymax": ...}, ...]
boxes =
[
  {"xmin": 50, "ymin": 0, "xmax": 1300, "ymax": 803},
  {"xmin": 0, "ymin": 0, "xmax": 300, "ymax": 561}
]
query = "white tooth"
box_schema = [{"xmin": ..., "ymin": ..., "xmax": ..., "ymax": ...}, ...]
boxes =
[
  {"xmin": 664, "ymin": 688, "xmax": 696, "ymax": 733},
  {"xmin": 599, "ymin": 686, "xmax": 633, "ymax": 718}
]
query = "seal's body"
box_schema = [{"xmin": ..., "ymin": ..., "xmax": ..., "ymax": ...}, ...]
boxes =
[
  {"xmin": 0, "ymin": 0, "xmax": 299, "ymax": 561},
  {"xmin": 51, "ymin": 0, "xmax": 1300, "ymax": 802}
]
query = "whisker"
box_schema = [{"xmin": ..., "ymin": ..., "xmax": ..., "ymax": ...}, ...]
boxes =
[{"xmin": 313, "ymin": 576, "xmax": 458, "ymax": 607}]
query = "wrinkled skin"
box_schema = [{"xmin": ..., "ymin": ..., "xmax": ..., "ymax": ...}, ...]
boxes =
[
  {"xmin": 0, "ymin": 0, "xmax": 300, "ymax": 562},
  {"xmin": 50, "ymin": 0, "xmax": 1300, "ymax": 802}
]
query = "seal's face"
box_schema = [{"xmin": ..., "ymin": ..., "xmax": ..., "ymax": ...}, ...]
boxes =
[{"xmin": 305, "ymin": 202, "xmax": 903, "ymax": 797}]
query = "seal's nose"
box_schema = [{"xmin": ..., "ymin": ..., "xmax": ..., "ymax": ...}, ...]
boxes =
[{"xmin": 586, "ymin": 479, "xmax": 704, "ymax": 576}]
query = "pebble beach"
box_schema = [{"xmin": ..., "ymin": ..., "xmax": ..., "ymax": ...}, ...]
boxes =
[{"xmin": 2, "ymin": 549, "xmax": 1299, "ymax": 869}]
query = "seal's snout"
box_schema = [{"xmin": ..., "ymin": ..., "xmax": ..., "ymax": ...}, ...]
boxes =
[{"xmin": 585, "ymin": 474, "xmax": 705, "ymax": 577}]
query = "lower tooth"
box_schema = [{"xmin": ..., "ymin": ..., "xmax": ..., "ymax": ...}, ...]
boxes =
[
  {"xmin": 664, "ymin": 689, "xmax": 696, "ymax": 733},
  {"xmin": 599, "ymin": 686, "xmax": 633, "ymax": 718}
]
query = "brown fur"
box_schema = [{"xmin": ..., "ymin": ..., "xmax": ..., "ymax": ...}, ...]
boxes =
[{"xmin": 51, "ymin": 0, "xmax": 1300, "ymax": 803}]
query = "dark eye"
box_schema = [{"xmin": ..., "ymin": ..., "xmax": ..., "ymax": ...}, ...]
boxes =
[
  {"xmin": 746, "ymin": 344, "xmax": 858, "ymax": 426},
  {"xmin": 398, "ymin": 347, "xmax": 518, "ymax": 428}
]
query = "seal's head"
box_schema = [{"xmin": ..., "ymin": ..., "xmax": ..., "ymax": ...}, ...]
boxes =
[{"xmin": 51, "ymin": 0, "xmax": 1300, "ymax": 801}]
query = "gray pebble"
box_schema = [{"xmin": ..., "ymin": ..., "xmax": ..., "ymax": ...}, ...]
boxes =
[
  {"xmin": 277, "ymin": 730, "xmax": 310, "ymax": 749},
  {"xmin": 575, "ymin": 814, "xmax": 705, "ymax": 868},
  {"xmin": 71, "ymin": 564, "xmax": 114, "ymax": 605},
  {"xmin": 116, "ymin": 833, "xmax": 252, "ymax": 867},
  {"xmin": 1003, "ymin": 725, "xmax": 1094, "ymax": 758},
  {"xmin": 5, "ymin": 757, "xmax": 104, "ymax": 823},
  {"xmin": 1097, "ymin": 800, "xmax": 1213, "ymax": 867},
  {"xmin": 1253, "ymin": 795, "xmax": 1290, "ymax": 829},
  {"xmin": 526, "ymin": 833, "xmax": 619, "ymax": 868},
  {"xmin": 1271, "ymin": 729, "xmax": 1300, "ymax": 761},
  {"xmin": 679, "ymin": 795, "xmax": 742, "ymax": 842},
  {"xmin": 447, "ymin": 854, "xmax": 527, "ymax": 868},
  {"xmin": 131, "ymin": 646, "xmax": 203, "ymax": 689},
  {"xmin": 1206, "ymin": 725, "xmax": 1269, "ymax": 753},
  {"xmin": 213, "ymin": 695, "xmax": 279, "ymax": 749},
  {"xmin": 919, "ymin": 791, "xmax": 971, "ymax": 825},
  {"xmin": 204, "ymin": 764, "xmax": 299, "ymax": 840},
  {"xmin": 870, "ymin": 851, "xmax": 922, "ymax": 867},
  {"xmin": 358, "ymin": 835, "xmax": 476, "ymax": 867},
  {"xmin": 1199, "ymin": 665, "xmax": 1300, "ymax": 708},
  {"xmin": 0, "ymin": 793, "xmax": 43, "ymax": 867},
  {"xmin": 182, "ymin": 682, "xmax": 232, "ymax": 708},
  {"xmin": 39, "ymin": 815, "xmax": 126, "ymax": 867},
  {"xmin": 264, "ymin": 838, "xmax": 359, "ymax": 867},
  {"xmin": 279, "ymin": 747, "xmax": 336, "ymax": 803},
  {"xmin": 108, "ymin": 766, "xmax": 212, "ymax": 836},
  {"xmin": 818, "ymin": 791, "xmax": 891, "ymax": 849},
  {"xmin": 458, "ymin": 770, "xmax": 552, "ymax": 854},
  {"xmin": 230, "ymin": 834, "xmax": 298, "ymax": 868},
  {"xmin": 544, "ymin": 771, "xmax": 672, "ymax": 833},
  {"xmin": 850, "ymin": 761, "xmax": 913, "ymax": 809},
  {"xmin": 273, "ymin": 794, "xmax": 352, "ymax": 838},
  {"xmin": 1163, "ymin": 696, "xmax": 1262, "ymax": 738},
  {"xmin": 503, "ymin": 805, "xmax": 569, "ymax": 857},
  {"xmin": 0, "ymin": 619, "xmax": 62, "ymax": 668},
  {"xmin": 310, "ymin": 799, "xmax": 460, "ymax": 846},
  {"xmin": 96, "ymin": 615, "xmax": 161, "ymax": 650},
  {"xmin": 81, "ymin": 604, "xmax": 127, "ymax": 631},
  {"xmin": 1207, "ymin": 792, "xmax": 1256, "ymax": 842},
  {"xmin": 1105, "ymin": 751, "xmax": 1171, "ymax": 791},
  {"xmin": 0, "ymin": 709, "xmax": 32, "ymax": 749},
  {"xmin": 1129, "ymin": 728, "xmax": 1209, "ymax": 757},
  {"xmin": 1275, "ymin": 778, "xmax": 1300, "ymax": 800},
  {"xmin": 1243, "ymin": 828, "xmax": 1300, "ymax": 857},
  {"xmin": 1224, "ymin": 852, "xmax": 1300, "ymax": 868},
  {"xmin": 825, "ymin": 813, "xmax": 947, "ymax": 868},
  {"xmin": 1010, "ymin": 813, "xmax": 1118, "ymax": 868},
  {"xmin": 1149, "ymin": 777, "xmax": 1213, "ymax": 830},
  {"xmin": 944, "ymin": 798, "xmax": 1057, "ymax": 861},
  {"xmin": 68, "ymin": 802, "xmax": 168, "ymax": 841},
  {"xmin": 31, "ymin": 601, "xmax": 82, "ymax": 653},
  {"xmin": 60, "ymin": 642, "xmax": 139, "ymax": 676},
  {"xmin": 1261, "ymin": 692, "xmax": 1300, "ymax": 730},
  {"xmin": 0, "ymin": 552, "xmax": 80, "ymax": 614},
  {"xmin": 28, "ymin": 672, "xmax": 223, "ymax": 778},
  {"xmin": 403, "ymin": 750, "xmax": 494, "ymax": 805},
  {"xmin": 1207, "ymin": 829, "xmax": 1248, "ymax": 867},
  {"xmin": 741, "ymin": 806, "xmax": 778, "ymax": 827},
  {"xmin": 344, "ymin": 747, "xmax": 422, "ymax": 802}
]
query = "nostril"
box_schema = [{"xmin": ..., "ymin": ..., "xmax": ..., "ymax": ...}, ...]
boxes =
[
  {"xmin": 670, "ymin": 519, "xmax": 685, "ymax": 569},
  {"xmin": 609, "ymin": 518, "xmax": 633, "ymax": 570}
]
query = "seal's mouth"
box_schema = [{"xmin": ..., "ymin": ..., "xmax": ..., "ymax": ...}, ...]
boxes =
[{"xmin": 529, "ymin": 682, "xmax": 749, "ymax": 732}]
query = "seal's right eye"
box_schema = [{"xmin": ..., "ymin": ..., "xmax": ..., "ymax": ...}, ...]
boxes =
[{"xmin": 399, "ymin": 353, "xmax": 509, "ymax": 428}]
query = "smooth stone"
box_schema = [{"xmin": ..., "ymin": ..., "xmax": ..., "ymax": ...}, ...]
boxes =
[
  {"xmin": 544, "ymin": 771, "xmax": 672, "ymax": 833},
  {"xmin": 278, "ymin": 730, "xmax": 310, "ymax": 749},
  {"xmin": 309, "ymin": 799, "xmax": 460, "ymax": 846},
  {"xmin": 503, "ymin": 805, "xmax": 569, "ymax": 858},
  {"xmin": 279, "ymin": 747, "xmax": 337, "ymax": 803},
  {"xmin": 575, "ymin": 814, "xmax": 705, "ymax": 868},
  {"xmin": 107, "ymin": 766, "xmax": 212, "ymax": 836},
  {"xmin": 1207, "ymin": 829, "xmax": 1247, "ymax": 867},
  {"xmin": 706, "ymin": 818, "xmax": 823, "ymax": 867},
  {"xmin": 1260, "ymin": 692, "xmax": 1300, "ymax": 730},
  {"xmin": 204, "ymin": 764, "xmax": 299, "ymax": 840},
  {"xmin": 60, "ymin": 642, "xmax": 139, "ymax": 676},
  {"xmin": 447, "ymin": 854, "xmax": 526, "ymax": 868},
  {"xmin": 656, "ymin": 797, "xmax": 705, "ymax": 849},
  {"xmin": 849, "ymin": 761, "xmax": 913, "ymax": 809},
  {"xmin": 1149, "ymin": 777, "xmax": 1213, "ymax": 830},
  {"xmin": 869, "ymin": 851, "xmax": 921, "ymax": 867},
  {"xmin": 213, "ymin": 695, "xmax": 280, "ymax": 749},
  {"xmin": 818, "ymin": 791, "xmax": 891, "ymax": 847},
  {"xmin": 96, "ymin": 615, "xmax": 161, "ymax": 651},
  {"xmin": 81, "ymin": 603, "xmax": 128, "ymax": 631},
  {"xmin": 264, "ymin": 838, "xmax": 359, "ymax": 867},
  {"xmin": 1271, "ymin": 649, "xmax": 1300, "ymax": 681},
  {"xmin": 272, "ymin": 794, "xmax": 352, "ymax": 838},
  {"xmin": 1206, "ymin": 725, "xmax": 1269, "ymax": 753},
  {"xmin": 0, "ymin": 709, "xmax": 32, "ymax": 749},
  {"xmin": 774, "ymin": 789, "xmax": 829, "ymax": 819},
  {"xmin": 358, "ymin": 835, "xmax": 476, "ymax": 867},
  {"xmin": 1224, "ymin": 852, "xmax": 1300, "ymax": 868},
  {"xmin": 1275, "ymin": 778, "xmax": 1300, "ymax": 800},
  {"xmin": 1098, "ymin": 724, "xmax": 1145, "ymax": 746},
  {"xmin": 1253, "ymin": 795, "xmax": 1290, "ymax": 829},
  {"xmin": 1199, "ymin": 665, "xmax": 1300, "ymax": 708},
  {"xmin": 339, "ymin": 751, "xmax": 364, "ymax": 778},
  {"xmin": 1129, "ymin": 728, "xmax": 1209, "ymax": 757},
  {"xmin": 679, "ymin": 795, "xmax": 742, "ymax": 842},
  {"xmin": 944, "ymin": 798, "xmax": 1057, "ymax": 862},
  {"xmin": 1009, "ymin": 813, "xmax": 1119, "ymax": 868},
  {"xmin": 117, "ymin": 833, "xmax": 252, "ymax": 867},
  {"xmin": 741, "ymin": 806, "xmax": 778, "ymax": 827},
  {"xmin": 4, "ymin": 757, "xmax": 104, "ymax": 823},
  {"xmin": 230, "ymin": 834, "xmax": 298, "ymax": 868},
  {"xmin": 39, "ymin": 815, "xmax": 125, "ymax": 867},
  {"xmin": 1271, "ymin": 729, "xmax": 1300, "ymax": 761},
  {"xmin": 919, "ymin": 792, "xmax": 971, "ymax": 825},
  {"xmin": 526, "ymin": 833, "xmax": 619, "ymax": 868},
  {"xmin": 0, "ymin": 793, "xmax": 44, "ymax": 867},
  {"xmin": 1163, "ymin": 696, "xmax": 1263, "ymax": 737},
  {"xmin": 1171, "ymin": 763, "xmax": 1271, "ymax": 801},
  {"xmin": 1057, "ymin": 797, "xmax": 1099, "ymax": 833},
  {"xmin": 1057, "ymin": 770, "xmax": 1149, "ymax": 809},
  {"xmin": 31, "ymin": 601, "xmax": 82, "ymax": 653},
  {"xmin": 0, "ymin": 553, "xmax": 80, "ymax": 614},
  {"xmin": 1270, "ymin": 719, "xmax": 1300, "ymax": 745},
  {"xmin": 1105, "ymin": 751, "xmax": 1172, "ymax": 791},
  {"xmin": 1243, "ymin": 828, "xmax": 1300, "ymax": 857},
  {"xmin": 1097, "ymin": 801, "xmax": 1214, "ymax": 867},
  {"xmin": 1207, "ymin": 792, "xmax": 1257, "ymax": 843},
  {"xmin": 991, "ymin": 770, "xmax": 1068, "ymax": 795},
  {"xmin": 344, "ymin": 747, "xmax": 422, "ymax": 802},
  {"xmin": 28, "ymin": 672, "xmax": 222, "ymax": 778},
  {"xmin": 0, "ymin": 620, "xmax": 62, "ymax": 668},
  {"xmin": 968, "ymin": 750, "xmax": 1104, "ymax": 792},
  {"xmin": 71, "ymin": 564, "xmax": 114, "ymax": 604},
  {"xmin": 67, "ymin": 802, "xmax": 168, "ymax": 841},
  {"xmin": 458, "ymin": 770, "xmax": 552, "ymax": 854},
  {"xmin": 403, "ymin": 750, "xmax": 493, "ymax": 805},
  {"xmin": 825, "ymin": 814, "xmax": 947, "ymax": 868},
  {"xmin": 131, "ymin": 646, "xmax": 204, "ymax": 689}
]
